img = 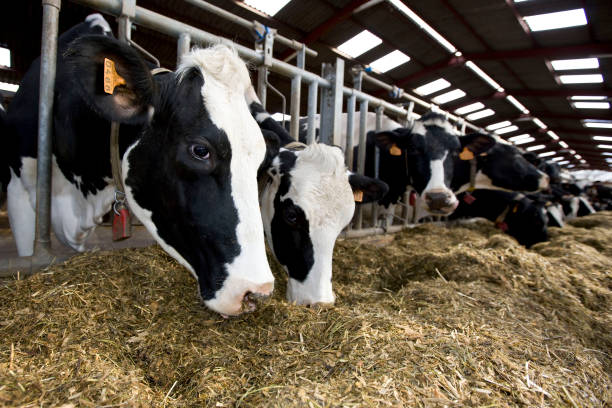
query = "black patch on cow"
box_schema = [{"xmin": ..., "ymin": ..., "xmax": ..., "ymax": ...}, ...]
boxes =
[{"xmin": 270, "ymin": 150, "xmax": 315, "ymax": 282}]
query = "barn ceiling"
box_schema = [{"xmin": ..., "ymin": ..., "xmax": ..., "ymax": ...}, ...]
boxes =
[{"xmin": 0, "ymin": 0, "xmax": 611, "ymax": 170}]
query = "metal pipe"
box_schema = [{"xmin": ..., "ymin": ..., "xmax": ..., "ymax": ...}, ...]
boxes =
[
  {"xmin": 290, "ymin": 75, "xmax": 301, "ymax": 140},
  {"xmin": 355, "ymin": 99, "xmax": 369, "ymax": 230},
  {"xmin": 34, "ymin": 0, "xmax": 61, "ymax": 257},
  {"xmin": 372, "ymin": 106, "xmax": 383, "ymax": 226},
  {"xmin": 177, "ymin": 32, "xmax": 190, "ymax": 66},
  {"xmin": 306, "ymin": 81, "xmax": 318, "ymax": 145},
  {"xmin": 182, "ymin": 0, "xmax": 317, "ymax": 57},
  {"xmin": 345, "ymin": 94, "xmax": 356, "ymax": 168}
]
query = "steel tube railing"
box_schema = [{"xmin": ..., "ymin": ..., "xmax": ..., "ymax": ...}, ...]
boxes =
[
  {"xmin": 183, "ymin": 0, "xmax": 317, "ymax": 57},
  {"xmin": 34, "ymin": 0, "xmax": 61, "ymax": 257},
  {"xmin": 306, "ymin": 81, "xmax": 318, "ymax": 145}
]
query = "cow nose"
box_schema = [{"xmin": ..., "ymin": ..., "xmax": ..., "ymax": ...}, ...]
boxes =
[
  {"xmin": 424, "ymin": 190, "xmax": 456, "ymax": 212},
  {"xmin": 539, "ymin": 173, "xmax": 550, "ymax": 190}
]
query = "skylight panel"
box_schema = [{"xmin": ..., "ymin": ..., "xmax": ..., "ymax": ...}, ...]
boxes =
[
  {"xmin": 454, "ymin": 102, "xmax": 485, "ymax": 115},
  {"xmin": 575, "ymin": 154, "xmax": 582, "ymax": 159},
  {"xmin": 572, "ymin": 101, "xmax": 610, "ymax": 109},
  {"xmin": 551, "ymin": 58, "xmax": 599, "ymax": 71},
  {"xmin": 603, "ymin": 152, "xmax": 612, "ymax": 156},
  {"xmin": 0, "ymin": 47, "xmax": 10, "ymax": 67},
  {"xmin": 243, "ymin": 0, "xmax": 292, "ymax": 16},
  {"xmin": 526, "ymin": 144, "xmax": 546, "ymax": 152},
  {"xmin": 547, "ymin": 131, "xmax": 560, "ymax": 140},
  {"xmin": 550, "ymin": 157, "xmax": 565, "ymax": 162},
  {"xmin": 508, "ymin": 133, "xmax": 531, "ymax": 142},
  {"xmin": 558, "ymin": 141, "xmax": 569, "ymax": 148},
  {"xmin": 465, "ymin": 109, "xmax": 495, "ymax": 121},
  {"xmin": 523, "ymin": 8, "xmax": 587, "ymax": 32},
  {"xmin": 597, "ymin": 144, "xmax": 612, "ymax": 149},
  {"xmin": 495, "ymin": 125, "xmax": 519, "ymax": 135},
  {"xmin": 583, "ymin": 120, "xmax": 612, "ymax": 129},
  {"xmin": 414, "ymin": 78, "xmax": 451, "ymax": 96},
  {"xmin": 570, "ymin": 96, "xmax": 606, "ymax": 100},
  {"xmin": 533, "ymin": 118, "xmax": 547, "ymax": 129},
  {"xmin": 0, "ymin": 81, "xmax": 18, "ymax": 93},
  {"xmin": 558, "ymin": 74, "xmax": 603, "ymax": 84},
  {"xmin": 431, "ymin": 89, "xmax": 466, "ymax": 104},
  {"xmin": 593, "ymin": 136, "xmax": 612, "ymax": 142},
  {"xmin": 486, "ymin": 121, "xmax": 512, "ymax": 131},
  {"xmin": 336, "ymin": 30, "xmax": 382, "ymax": 58},
  {"xmin": 538, "ymin": 151, "xmax": 556, "ymax": 158},
  {"xmin": 513, "ymin": 137, "xmax": 535, "ymax": 145},
  {"xmin": 557, "ymin": 160, "xmax": 570, "ymax": 165},
  {"xmin": 369, "ymin": 50, "xmax": 410, "ymax": 73}
]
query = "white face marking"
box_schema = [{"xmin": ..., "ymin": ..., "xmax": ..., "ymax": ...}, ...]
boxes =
[
  {"xmin": 255, "ymin": 111, "xmax": 271, "ymax": 123},
  {"xmin": 8, "ymin": 156, "xmax": 114, "ymax": 256},
  {"xmin": 261, "ymin": 145, "xmax": 355, "ymax": 305},
  {"xmin": 538, "ymin": 170, "xmax": 549, "ymax": 190},
  {"xmin": 177, "ymin": 46, "xmax": 274, "ymax": 315},
  {"xmin": 85, "ymin": 13, "xmax": 112, "ymax": 34},
  {"xmin": 547, "ymin": 205, "xmax": 564, "ymax": 227}
]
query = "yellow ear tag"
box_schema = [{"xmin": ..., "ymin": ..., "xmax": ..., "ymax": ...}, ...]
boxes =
[
  {"xmin": 512, "ymin": 204, "xmax": 519, "ymax": 213},
  {"xmin": 103, "ymin": 57, "xmax": 126, "ymax": 94},
  {"xmin": 389, "ymin": 144, "xmax": 402, "ymax": 156},
  {"xmin": 353, "ymin": 190, "xmax": 364, "ymax": 202},
  {"xmin": 459, "ymin": 147, "xmax": 475, "ymax": 161}
]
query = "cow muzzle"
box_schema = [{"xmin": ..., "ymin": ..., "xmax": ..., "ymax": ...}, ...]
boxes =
[
  {"xmin": 423, "ymin": 189, "xmax": 458, "ymax": 214},
  {"xmin": 205, "ymin": 276, "xmax": 274, "ymax": 317},
  {"xmin": 539, "ymin": 172, "xmax": 550, "ymax": 191}
]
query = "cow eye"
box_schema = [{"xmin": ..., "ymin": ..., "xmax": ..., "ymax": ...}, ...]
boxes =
[
  {"xmin": 190, "ymin": 144, "xmax": 210, "ymax": 161},
  {"xmin": 283, "ymin": 207, "xmax": 299, "ymax": 227}
]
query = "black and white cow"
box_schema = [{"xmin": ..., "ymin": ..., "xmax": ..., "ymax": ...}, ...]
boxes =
[
  {"xmin": 247, "ymin": 89, "xmax": 388, "ymax": 305},
  {"xmin": 0, "ymin": 103, "xmax": 8, "ymax": 206},
  {"xmin": 452, "ymin": 138, "xmax": 549, "ymax": 194},
  {"xmin": 5, "ymin": 15, "xmax": 274, "ymax": 316},
  {"xmin": 450, "ymin": 189, "xmax": 549, "ymax": 248}
]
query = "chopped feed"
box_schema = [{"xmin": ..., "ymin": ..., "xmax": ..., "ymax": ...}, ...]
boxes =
[{"xmin": 1, "ymin": 212, "xmax": 611, "ymax": 407}]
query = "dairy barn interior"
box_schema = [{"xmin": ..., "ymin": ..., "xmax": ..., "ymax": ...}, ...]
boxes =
[{"xmin": 0, "ymin": 0, "xmax": 611, "ymax": 406}]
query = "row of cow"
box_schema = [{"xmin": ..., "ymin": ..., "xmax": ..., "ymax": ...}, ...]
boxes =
[{"xmin": 0, "ymin": 15, "xmax": 604, "ymax": 318}]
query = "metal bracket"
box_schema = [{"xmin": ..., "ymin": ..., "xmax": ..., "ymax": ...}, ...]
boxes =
[
  {"xmin": 117, "ymin": 0, "xmax": 136, "ymax": 41},
  {"xmin": 253, "ymin": 21, "xmax": 276, "ymax": 67},
  {"xmin": 42, "ymin": 0, "xmax": 61, "ymax": 8}
]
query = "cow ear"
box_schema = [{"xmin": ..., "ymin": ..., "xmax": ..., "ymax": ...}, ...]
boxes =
[
  {"xmin": 372, "ymin": 129, "xmax": 406, "ymax": 156},
  {"xmin": 459, "ymin": 132, "xmax": 496, "ymax": 158},
  {"xmin": 65, "ymin": 35, "xmax": 155, "ymax": 125},
  {"xmin": 348, "ymin": 173, "xmax": 389, "ymax": 204},
  {"xmin": 258, "ymin": 129, "xmax": 280, "ymax": 178}
]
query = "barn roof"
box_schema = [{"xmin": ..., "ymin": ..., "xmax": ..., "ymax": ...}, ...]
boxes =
[{"xmin": 1, "ymin": 0, "xmax": 611, "ymax": 170}]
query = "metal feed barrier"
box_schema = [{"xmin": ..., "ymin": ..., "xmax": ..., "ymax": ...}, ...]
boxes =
[{"xmin": 0, "ymin": 0, "xmax": 483, "ymax": 276}]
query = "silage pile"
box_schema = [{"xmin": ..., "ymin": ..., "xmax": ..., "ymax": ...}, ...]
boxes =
[{"xmin": 1, "ymin": 213, "xmax": 611, "ymax": 407}]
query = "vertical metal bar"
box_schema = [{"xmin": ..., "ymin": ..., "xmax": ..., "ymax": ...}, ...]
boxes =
[
  {"xmin": 289, "ymin": 75, "xmax": 301, "ymax": 141},
  {"xmin": 296, "ymin": 45, "xmax": 306, "ymax": 69},
  {"xmin": 257, "ymin": 67, "xmax": 267, "ymax": 108},
  {"xmin": 355, "ymin": 99, "xmax": 369, "ymax": 230},
  {"xmin": 402, "ymin": 101, "xmax": 415, "ymax": 227},
  {"xmin": 34, "ymin": 0, "xmax": 61, "ymax": 256},
  {"xmin": 319, "ymin": 58, "xmax": 344, "ymax": 146},
  {"xmin": 345, "ymin": 94, "xmax": 356, "ymax": 168},
  {"xmin": 372, "ymin": 106, "xmax": 383, "ymax": 226},
  {"xmin": 306, "ymin": 81, "xmax": 318, "ymax": 145},
  {"xmin": 461, "ymin": 120, "xmax": 467, "ymax": 135},
  {"xmin": 177, "ymin": 32, "xmax": 190, "ymax": 67}
]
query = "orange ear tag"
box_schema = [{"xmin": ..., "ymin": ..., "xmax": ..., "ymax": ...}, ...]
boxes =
[
  {"xmin": 103, "ymin": 58, "xmax": 126, "ymax": 94},
  {"xmin": 512, "ymin": 204, "xmax": 519, "ymax": 213},
  {"xmin": 459, "ymin": 147, "xmax": 475, "ymax": 161},
  {"xmin": 353, "ymin": 190, "xmax": 364, "ymax": 202},
  {"xmin": 389, "ymin": 144, "xmax": 402, "ymax": 156}
]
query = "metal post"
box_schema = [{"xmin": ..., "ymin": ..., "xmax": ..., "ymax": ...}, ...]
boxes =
[
  {"xmin": 355, "ymin": 99, "xmax": 369, "ymax": 230},
  {"xmin": 255, "ymin": 28, "xmax": 274, "ymax": 108},
  {"xmin": 177, "ymin": 32, "xmax": 190, "ymax": 67},
  {"xmin": 34, "ymin": 0, "xmax": 61, "ymax": 257},
  {"xmin": 345, "ymin": 94, "xmax": 356, "ymax": 168},
  {"xmin": 289, "ymin": 76, "xmax": 301, "ymax": 141},
  {"xmin": 402, "ymin": 101, "xmax": 415, "ymax": 227},
  {"xmin": 257, "ymin": 67, "xmax": 268, "ymax": 108},
  {"xmin": 117, "ymin": 0, "xmax": 135, "ymax": 41},
  {"xmin": 319, "ymin": 58, "xmax": 344, "ymax": 146},
  {"xmin": 306, "ymin": 81, "xmax": 318, "ymax": 145},
  {"xmin": 372, "ymin": 106, "xmax": 383, "ymax": 226}
]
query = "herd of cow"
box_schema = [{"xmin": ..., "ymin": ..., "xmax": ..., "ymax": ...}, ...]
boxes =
[{"xmin": 1, "ymin": 15, "xmax": 610, "ymax": 317}]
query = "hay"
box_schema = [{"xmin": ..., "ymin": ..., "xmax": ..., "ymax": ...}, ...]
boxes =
[{"xmin": 1, "ymin": 213, "xmax": 611, "ymax": 407}]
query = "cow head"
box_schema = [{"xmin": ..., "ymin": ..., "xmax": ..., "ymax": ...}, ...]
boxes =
[
  {"xmin": 504, "ymin": 196, "xmax": 549, "ymax": 248},
  {"xmin": 260, "ymin": 144, "xmax": 387, "ymax": 306},
  {"xmin": 374, "ymin": 112, "xmax": 495, "ymax": 214},
  {"xmin": 67, "ymin": 36, "xmax": 273, "ymax": 316},
  {"xmin": 473, "ymin": 141, "xmax": 549, "ymax": 192}
]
